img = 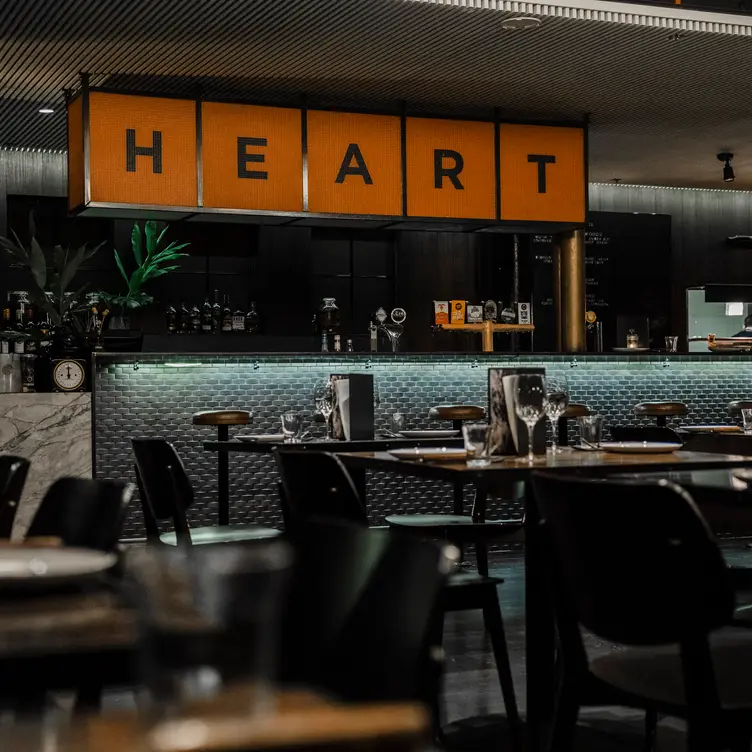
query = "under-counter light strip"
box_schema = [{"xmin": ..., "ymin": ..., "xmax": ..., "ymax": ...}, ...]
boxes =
[{"xmin": 590, "ymin": 181, "xmax": 752, "ymax": 194}]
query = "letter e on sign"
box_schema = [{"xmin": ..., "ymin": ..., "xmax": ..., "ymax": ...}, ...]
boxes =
[
  {"xmin": 88, "ymin": 93, "xmax": 197, "ymax": 207},
  {"xmin": 406, "ymin": 118, "xmax": 495, "ymax": 220},
  {"xmin": 307, "ymin": 111, "xmax": 401, "ymax": 216},
  {"xmin": 499, "ymin": 124, "xmax": 585, "ymax": 223},
  {"xmin": 202, "ymin": 103, "xmax": 302, "ymax": 212}
]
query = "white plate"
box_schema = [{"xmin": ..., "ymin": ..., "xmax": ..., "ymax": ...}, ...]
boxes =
[
  {"xmin": 237, "ymin": 434, "xmax": 285, "ymax": 442},
  {"xmin": 599, "ymin": 441, "xmax": 682, "ymax": 454},
  {"xmin": 398, "ymin": 430, "xmax": 459, "ymax": 439},
  {"xmin": 612, "ymin": 347, "xmax": 650, "ymax": 353},
  {"xmin": 388, "ymin": 447, "xmax": 467, "ymax": 461},
  {"xmin": 0, "ymin": 548, "xmax": 116, "ymax": 587},
  {"xmin": 682, "ymin": 425, "xmax": 741, "ymax": 433}
]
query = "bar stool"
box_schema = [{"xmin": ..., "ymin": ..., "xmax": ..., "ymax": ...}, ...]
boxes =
[
  {"xmin": 428, "ymin": 405, "xmax": 485, "ymax": 514},
  {"xmin": 557, "ymin": 403, "xmax": 591, "ymax": 447},
  {"xmin": 729, "ymin": 400, "xmax": 752, "ymax": 417},
  {"xmin": 634, "ymin": 401, "xmax": 688, "ymax": 427},
  {"xmin": 193, "ymin": 409, "xmax": 252, "ymax": 526}
]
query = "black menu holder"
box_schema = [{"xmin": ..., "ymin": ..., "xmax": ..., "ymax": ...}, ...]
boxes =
[
  {"xmin": 488, "ymin": 367, "xmax": 547, "ymax": 456},
  {"xmin": 330, "ymin": 373, "xmax": 374, "ymax": 441}
]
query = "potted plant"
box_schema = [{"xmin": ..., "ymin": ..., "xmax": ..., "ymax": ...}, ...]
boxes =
[{"xmin": 101, "ymin": 221, "xmax": 189, "ymax": 329}]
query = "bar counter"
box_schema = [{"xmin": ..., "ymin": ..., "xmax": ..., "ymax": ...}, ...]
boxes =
[{"xmin": 91, "ymin": 351, "xmax": 752, "ymax": 539}]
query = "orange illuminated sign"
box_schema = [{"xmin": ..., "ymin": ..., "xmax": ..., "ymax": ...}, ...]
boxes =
[
  {"xmin": 69, "ymin": 90, "xmax": 586, "ymax": 226},
  {"xmin": 405, "ymin": 117, "xmax": 496, "ymax": 220},
  {"xmin": 307, "ymin": 111, "xmax": 401, "ymax": 216}
]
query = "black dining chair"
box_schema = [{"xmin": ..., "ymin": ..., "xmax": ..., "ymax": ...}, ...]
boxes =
[
  {"xmin": 26, "ymin": 477, "xmax": 134, "ymax": 552},
  {"xmin": 281, "ymin": 519, "xmax": 453, "ymax": 710},
  {"xmin": 132, "ymin": 438, "xmax": 279, "ymax": 545},
  {"xmin": 275, "ymin": 448, "xmax": 521, "ymax": 743},
  {"xmin": 532, "ymin": 471, "xmax": 752, "ymax": 752},
  {"xmin": 0, "ymin": 455, "xmax": 30, "ymax": 538}
]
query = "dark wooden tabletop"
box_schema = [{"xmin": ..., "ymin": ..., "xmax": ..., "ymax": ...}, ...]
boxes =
[
  {"xmin": 338, "ymin": 448, "xmax": 752, "ymax": 484},
  {"xmin": 204, "ymin": 437, "xmax": 464, "ymax": 454}
]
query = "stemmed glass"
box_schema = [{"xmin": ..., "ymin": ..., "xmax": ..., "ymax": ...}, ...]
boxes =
[
  {"xmin": 544, "ymin": 376, "xmax": 570, "ymax": 454},
  {"xmin": 514, "ymin": 374, "xmax": 548, "ymax": 464},
  {"xmin": 312, "ymin": 379, "xmax": 335, "ymax": 441}
]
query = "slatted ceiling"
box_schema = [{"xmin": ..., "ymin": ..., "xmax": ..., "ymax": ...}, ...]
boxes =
[{"xmin": 3, "ymin": 0, "xmax": 752, "ymax": 188}]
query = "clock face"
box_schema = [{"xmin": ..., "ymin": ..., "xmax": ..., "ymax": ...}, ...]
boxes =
[{"xmin": 53, "ymin": 360, "xmax": 85, "ymax": 391}]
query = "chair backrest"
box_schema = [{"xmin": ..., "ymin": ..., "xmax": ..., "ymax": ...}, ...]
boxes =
[
  {"xmin": 0, "ymin": 455, "xmax": 30, "ymax": 538},
  {"xmin": 274, "ymin": 449, "xmax": 368, "ymax": 533},
  {"xmin": 280, "ymin": 520, "xmax": 455, "ymax": 704},
  {"xmin": 532, "ymin": 472, "xmax": 734, "ymax": 646},
  {"xmin": 610, "ymin": 426, "xmax": 682, "ymax": 444},
  {"xmin": 27, "ymin": 477, "xmax": 134, "ymax": 551},
  {"xmin": 131, "ymin": 439, "xmax": 194, "ymax": 533}
]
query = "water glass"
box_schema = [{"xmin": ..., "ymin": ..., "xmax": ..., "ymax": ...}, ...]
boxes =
[
  {"xmin": 544, "ymin": 376, "xmax": 569, "ymax": 454},
  {"xmin": 742, "ymin": 409, "xmax": 752, "ymax": 435},
  {"xmin": 462, "ymin": 423, "xmax": 492, "ymax": 468},
  {"xmin": 665, "ymin": 336, "xmax": 678, "ymax": 353},
  {"xmin": 281, "ymin": 412, "xmax": 303, "ymax": 443},
  {"xmin": 390, "ymin": 412, "xmax": 405, "ymax": 435},
  {"xmin": 513, "ymin": 374, "xmax": 548, "ymax": 464},
  {"xmin": 578, "ymin": 415, "xmax": 605, "ymax": 447},
  {"xmin": 129, "ymin": 542, "xmax": 292, "ymax": 724}
]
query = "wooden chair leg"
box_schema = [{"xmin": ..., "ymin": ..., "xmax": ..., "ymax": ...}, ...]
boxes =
[
  {"xmin": 475, "ymin": 540, "xmax": 489, "ymax": 577},
  {"xmin": 481, "ymin": 587, "xmax": 521, "ymax": 734}
]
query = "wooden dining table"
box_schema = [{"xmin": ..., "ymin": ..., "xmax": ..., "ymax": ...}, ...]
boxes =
[
  {"xmin": 8, "ymin": 688, "xmax": 429, "ymax": 752},
  {"xmin": 337, "ymin": 447, "xmax": 752, "ymax": 752}
]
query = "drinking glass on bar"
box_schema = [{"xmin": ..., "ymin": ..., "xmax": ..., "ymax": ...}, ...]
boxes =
[
  {"xmin": 514, "ymin": 374, "xmax": 548, "ymax": 464},
  {"xmin": 281, "ymin": 412, "xmax": 303, "ymax": 443},
  {"xmin": 579, "ymin": 415, "xmax": 605, "ymax": 447},
  {"xmin": 129, "ymin": 542, "xmax": 292, "ymax": 725},
  {"xmin": 665, "ymin": 336, "xmax": 678, "ymax": 353},
  {"xmin": 544, "ymin": 376, "xmax": 569, "ymax": 454},
  {"xmin": 312, "ymin": 379, "xmax": 335, "ymax": 441},
  {"xmin": 462, "ymin": 423, "xmax": 492, "ymax": 468},
  {"xmin": 742, "ymin": 409, "xmax": 752, "ymax": 435},
  {"xmin": 390, "ymin": 412, "xmax": 405, "ymax": 435}
]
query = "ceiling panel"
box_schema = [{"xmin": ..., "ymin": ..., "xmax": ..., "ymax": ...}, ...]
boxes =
[{"xmin": 2, "ymin": 0, "xmax": 752, "ymax": 188}]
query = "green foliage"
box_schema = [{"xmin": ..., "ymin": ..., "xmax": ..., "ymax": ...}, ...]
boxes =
[
  {"xmin": 0, "ymin": 212, "xmax": 104, "ymax": 326},
  {"xmin": 100, "ymin": 221, "xmax": 188, "ymax": 310}
]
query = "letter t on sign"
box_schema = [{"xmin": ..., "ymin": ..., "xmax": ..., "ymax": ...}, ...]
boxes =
[
  {"xmin": 237, "ymin": 137, "xmax": 268, "ymax": 179},
  {"xmin": 527, "ymin": 154, "xmax": 556, "ymax": 193},
  {"xmin": 126, "ymin": 129, "xmax": 162, "ymax": 173}
]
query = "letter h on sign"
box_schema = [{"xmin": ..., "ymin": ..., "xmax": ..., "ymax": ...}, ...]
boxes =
[{"xmin": 126, "ymin": 129, "xmax": 162, "ymax": 173}]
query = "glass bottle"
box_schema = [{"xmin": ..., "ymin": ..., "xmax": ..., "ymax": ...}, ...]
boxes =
[
  {"xmin": 232, "ymin": 303, "xmax": 245, "ymax": 332},
  {"xmin": 179, "ymin": 301, "xmax": 190, "ymax": 334},
  {"xmin": 316, "ymin": 297, "xmax": 340, "ymax": 333},
  {"xmin": 165, "ymin": 302, "xmax": 177, "ymax": 334},
  {"xmin": 211, "ymin": 290, "xmax": 221, "ymax": 333},
  {"xmin": 190, "ymin": 303, "xmax": 201, "ymax": 334},
  {"xmin": 221, "ymin": 295, "xmax": 232, "ymax": 332},
  {"xmin": 244, "ymin": 302, "xmax": 261, "ymax": 334},
  {"xmin": 201, "ymin": 297, "xmax": 212, "ymax": 333}
]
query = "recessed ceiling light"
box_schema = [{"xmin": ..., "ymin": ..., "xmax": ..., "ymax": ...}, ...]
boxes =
[
  {"xmin": 502, "ymin": 16, "xmax": 541, "ymax": 30},
  {"xmin": 38, "ymin": 108, "xmax": 54, "ymax": 114}
]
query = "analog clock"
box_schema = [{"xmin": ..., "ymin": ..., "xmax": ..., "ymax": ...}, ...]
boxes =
[{"xmin": 52, "ymin": 359, "xmax": 86, "ymax": 392}]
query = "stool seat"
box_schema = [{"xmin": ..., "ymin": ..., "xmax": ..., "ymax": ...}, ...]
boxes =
[
  {"xmin": 729, "ymin": 400, "xmax": 752, "ymax": 416},
  {"xmin": 562, "ymin": 403, "xmax": 591, "ymax": 419},
  {"xmin": 429, "ymin": 405, "xmax": 486, "ymax": 422},
  {"xmin": 634, "ymin": 401, "xmax": 688, "ymax": 417},
  {"xmin": 192, "ymin": 410, "xmax": 252, "ymax": 426}
]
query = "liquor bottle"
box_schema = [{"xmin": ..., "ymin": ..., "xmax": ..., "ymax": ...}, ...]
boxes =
[
  {"xmin": 333, "ymin": 334, "xmax": 341, "ymax": 352},
  {"xmin": 179, "ymin": 301, "xmax": 190, "ymax": 334},
  {"xmin": 0, "ymin": 334, "xmax": 8, "ymax": 354},
  {"xmin": 165, "ymin": 302, "xmax": 177, "ymax": 334},
  {"xmin": 232, "ymin": 303, "xmax": 245, "ymax": 332},
  {"xmin": 211, "ymin": 290, "xmax": 221, "ymax": 333},
  {"xmin": 201, "ymin": 297, "xmax": 212, "ymax": 333},
  {"xmin": 190, "ymin": 303, "xmax": 201, "ymax": 333},
  {"xmin": 221, "ymin": 295, "xmax": 232, "ymax": 332},
  {"xmin": 346, "ymin": 338, "xmax": 354, "ymax": 352},
  {"xmin": 244, "ymin": 301, "xmax": 261, "ymax": 334}
]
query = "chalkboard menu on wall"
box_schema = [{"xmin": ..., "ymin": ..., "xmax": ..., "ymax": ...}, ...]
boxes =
[{"xmin": 531, "ymin": 211, "xmax": 672, "ymax": 351}]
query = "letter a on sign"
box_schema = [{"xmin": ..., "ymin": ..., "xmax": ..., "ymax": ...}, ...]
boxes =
[{"xmin": 308, "ymin": 111, "xmax": 401, "ymax": 215}]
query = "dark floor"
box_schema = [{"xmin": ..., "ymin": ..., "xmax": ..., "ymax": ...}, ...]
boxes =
[{"xmin": 439, "ymin": 542, "xmax": 752, "ymax": 752}]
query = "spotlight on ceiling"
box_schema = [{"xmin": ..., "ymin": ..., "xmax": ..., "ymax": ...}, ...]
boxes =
[
  {"xmin": 718, "ymin": 152, "xmax": 735, "ymax": 183},
  {"xmin": 502, "ymin": 16, "xmax": 541, "ymax": 30},
  {"xmin": 38, "ymin": 108, "xmax": 54, "ymax": 114}
]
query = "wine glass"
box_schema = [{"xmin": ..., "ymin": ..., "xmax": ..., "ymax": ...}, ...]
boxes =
[
  {"xmin": 312, "ymin": 379, "xmax": 335, "ymax": 441},
  {"xmin": 514, "ymin": 374, "xmax": 548, "ymax": 464},
  {"xmin": 544, "ymin": 376, "xmax": 570, "ymax": 454}
]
